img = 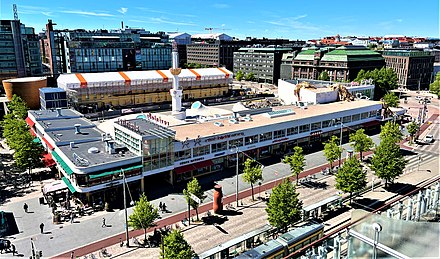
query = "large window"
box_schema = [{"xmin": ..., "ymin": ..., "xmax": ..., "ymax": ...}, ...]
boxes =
[
  {"xmin": 245, "ymin": 135, "xmax": 258, "ymax": 145},
  {"xmin": 287, "ymin": 126, "xmax": 298, "ymax": 136},
  {"xmin": 342, "ymin": 116, "xmax": 351, "ymax": 123},
  {"xmin": 352, "ymin": 114, "xmax": 361, "ymax": 121},
  {"xmin": 322, "ymin": 120, "xmax": 332, "ymax": 128},
  {"xmin": 311, "ymin": 122, "xmax": 321, "ymax": 131},
  {"xmin": 175, "ymin": 149, "xmax": 191, "ymax": 161},
  {"xmin": 361, "ymin": 112, "xmax": 369, "ymax": 120},
  {"xmin": 193, "ymin": 145, "xmax": 210, "ymax": 157},
  {"xmin": 299, "ymin": 124, "xmax": 310, "ymax": 133},
  {"xmin": 211, "ymin": 142, "xmax": 227, "ymax": 153},
  {"xmin": 229, "ymin": 138, "xmax": 244, "ymax": 148},
  {"xmin": 273, "ymin": 130, "xmax": 286, "ymax": 139},
  {"xmin": 259, "ymin": 132, "xmax": 272, "ymax": 142}
]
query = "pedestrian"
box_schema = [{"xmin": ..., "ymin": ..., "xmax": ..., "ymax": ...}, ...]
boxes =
[
  {"xmin": 159, "ymin": 202, "xmax": 163, "ymax": 211},
  {"xmin": 162, "ymin": 202, "xmax": 167, "ymax": 212},
  {"xmin": 102, "ymin": 217, "xmax": 106, "ymax": 228},
  {"xmin": 70, "ymin": 212, "xmax": 74, "ymax": 224},
  {"xmin": 23, "ymin": 203, "xmax": 28, "ymax": 213},
  {"xmin": 11, "ymin": 244, "xmax": 16, "ymax": 256},
  {"xmin": 40, "ymin": 223, "xmax": 44, "ymax": 234},
  {"xmin": 70, "ymin": 251, "xmax": 74, "ymax": 259}
]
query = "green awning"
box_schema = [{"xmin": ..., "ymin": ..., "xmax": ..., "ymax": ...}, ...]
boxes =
[
  {"xmin": 62, "ymin": 177, "xmax": 77, "ymax": 194},
  {"xmin": 52, "ymin": 151, "xmax": 74, "ymax": 175},
  {"xmin": 88, "ymin": 165, "xmax": 143, "ymax": 180},
  {"xmin": 32, "ymin": 138, "xmax": 42, "ymax": 144}
]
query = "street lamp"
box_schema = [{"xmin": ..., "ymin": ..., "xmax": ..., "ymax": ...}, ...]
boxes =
[
  {"xmin": 120, "ymin": 170, "xmax": 134, "ymax": 248},
  {"xmin": 332, "ymin": 118, "xmax": 344, "ymax": 168},
  {"xmin": 235, "ymin": 146, "xmax": 239, "ymax": 207},
  {"xmin": 372, "ymin": 223, "xmax": 382, "ymax": 259},
  {"xmin": 28, "ymin": 158, "xmax": 32, "ymax": 176}
]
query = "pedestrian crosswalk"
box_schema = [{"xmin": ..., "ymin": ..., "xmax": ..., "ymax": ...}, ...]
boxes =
[{"xmin": 405, "ymin": 152, "xmax": 437, "ymax": 171}]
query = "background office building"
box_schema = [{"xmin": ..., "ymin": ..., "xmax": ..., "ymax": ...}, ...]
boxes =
[
  {"xmin": 42, "ymin": 20, "xmax": 172, "ymax": 76},
  {"xmin": 383, "ymin": 49, "xmax": 434, "ymax": 89},
  {"xmin": 0, "ymin": 19, "xmax": 42, "ymax": 81},
  {"xmin": 233, "ymin": 47, "xmax": 293, "ymax": 85},
  {"xmin": 292, "ymin": 46, "xmax": 385, "ymax": 81},
  {"xmin": 168, "ymin": 32, "xmax": 192, "ymax": 67}
]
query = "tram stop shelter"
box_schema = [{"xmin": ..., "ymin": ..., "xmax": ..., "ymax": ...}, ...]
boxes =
[{"xmin": 302, "ymin": 195, "xmax": 340, "ymax": 220}]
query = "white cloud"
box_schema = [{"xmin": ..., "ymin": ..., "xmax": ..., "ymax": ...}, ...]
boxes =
[
  {"xmin": 396, "ymin": 19, "xmax": 403, "ymax": 22},
  {"xmin": 41, "ymin": 12, "xmax": 53, "ymax": 17},
  {"xmin": 265, "ymin": 15, "xmax": 321, "ymax": 31},
  {"xmin": 129, "ymin": 18, "xmax": 196, "ymax": 26},
  {"xmin": 135, "ymin": 7, "xmax": 196, "ymax": 18},
  {"xmin": 118, "ymin": 7, "xmax": 128, "ymax": 14},
  {"xmin": 61, "ymin": 10, "xmax": 114, "ymax": 17},
  {"xmin": 213, "ymin": 3, "xmax": 229, "ymax": 9}
]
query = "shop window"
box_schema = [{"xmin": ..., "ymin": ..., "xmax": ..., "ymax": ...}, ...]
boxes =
[
  {"xmin": 175, "ymin": 149, "xmax": 191, "ymax": 161},
  {"xmin": 229, "ymin": 138, "xmax": 244, "ymax": 148},
  {"xmin": 193, "ymin": 145, "xmax": 210, "ymax": 157},
  {"xmin": 299, "ymin": 124, "xmax": 310, "ymax": 133},
  {"xmin": 352, "ymin": 114, "xmax": 361, "ymax": 121},
  {"xmin": 245, "ymin": 135, "xmax": 258, "ymax": 145},
  {"xmin": 322, "ymin": 120, "xmax": 332, "ymax": 128},
  {"xmin": 361, "ymin": 112, "xmax": 369, "ymax": 119},
  {"xmin": 259, "ymin": 132, "xmax": 272, "ymax": 142},
  {"xmin": 311, "ymin": 122, "xmax": 321, "ymax": 131},
  {"xmin": 287, "ymin": 126, "xmax": 299, "ymax": 135},
  {"xmin": 342, "ymin": 116, "xmax": 351, "ymax": 124},
  {"xmin": 273, "ymin": 129, "xmax": 286, "ymax": 139},
  {"xmin": 211, "ymin": 142, "xmax": 227, "ymax": 153}
]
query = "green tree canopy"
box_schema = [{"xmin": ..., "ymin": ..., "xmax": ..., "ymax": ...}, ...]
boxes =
[
  {"xmin": 318, "ymin": 71, "xmax": 330, "ymax": 81},
  {"xmin": 265, "ymin": 179, "xmax": 302, "ymax": 231},
  {"xmin": 406, "ymin": 122, "xmax": 419, "ymax": 143},
  {"xmin": 382, "ymin": 92, "xmax": 399, "ymax": 108},
  {"xmin": 282, "ymin": 146, "xmax": 305, "ymax": 185},
  {"xmin": 242, "ymin": 158, "xmax": 263, "ymax": 201},
  {"xmin": 128, "ymin": 193, "xmax": 160, "ymax": 241},
  {"xmin": 335, "ymin": 157, "xmax": 367, "ymax": 204},
  {"xmin": 370, "ymin": 137, "xmax": 406, "ymax": 188},
  {"xmin": 324, "ymin": 135, "xmax": 342, "ymax": 170},
  {"xmin": 245, "ymin": 72, "xmax": 255, "ymax": 81},
  {"xmin": 235, "ymin": 70, "xmax": 244, "ymax": 81},
  {"xmin": 429, "ymin": 73, "xmax": 440, "ymax": 97},
  {"xmin": 183, "ymin": 178, "xmax": 207, "ymax": 221},
  {"xmin": 354, "ymin": 67, "xmax": 398, "ymax": 100},
  {"xmin": 161, "ymin": 230, "xmax": 194, "ymax": 259},
  {"xmin": 7, "ymin": 95, "xmax": 29, "ymax": 120},
  {"xmin": 349, "ymin": 129, "xmax": 374, "ymax": 160},
  {"xmin": 379, "ymin": 121, "xmax": 403, "ymax": 143}
]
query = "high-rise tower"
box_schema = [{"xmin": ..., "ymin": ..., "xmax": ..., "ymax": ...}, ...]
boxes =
[{"xmin": 169, "ymin": 41, "xmax": 186, "ymax": 120}]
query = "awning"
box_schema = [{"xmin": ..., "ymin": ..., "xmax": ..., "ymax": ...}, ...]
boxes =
[
  {"xmin": 303, "ymin": 195, "xmax": 339, "ymax": 212},
  {"xmin": 363, "ymin": 120, "xmax": 380, "ymax": 128},
  {"xmin": 175, "ymin": 160, "xmax": 214, "ymax": 175},
  {"xmin": 42, "ymin": 137, "xmax": 54, "ymax": 150},
  {"xmin": 88, "ymin": 165, "xmax": 143, "ymax": 180},
  {"xmin": 42, "ymin": 153, "xmax": 56, "ymax": 167},
  {"xmin": 32, "ymin": 137, "xmax": 41, "ymax": 144},
  {"xmin": 62, "ymin": 177, "xmax": 77, "ymax": 193},
  {"xmin": 29, "ymin": 128, "xmax": 37, "ymax": 137},
  {"xmin": 25, "ymin": 117, "xmax": 35, "ymax": 127},
  {"xmin": 43, "ymin": 180, "xmax": 67, "ymax": 194},
  {"xmin": 52, "ymin": 151, "xmax": 74, "ymax": 175}
]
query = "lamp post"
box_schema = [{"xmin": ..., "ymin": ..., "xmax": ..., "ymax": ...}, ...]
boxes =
[
  {"xmin": 28, "ymin": 158, "xmax": 32, "ymax": 176},
  {"xmin": 120, "ymin": 171, "xmax": 130, "ymax": 247},
  {"xmin": 235, "ymin": 146, "xmax": 239, "ymax": 207},
  {"xmin": 339, "ymin": 121, "xmax": 343, "ymax": 168},
  {"xmin": 372, "ymin": 223, "xmax": 382, "ymax": 259}
]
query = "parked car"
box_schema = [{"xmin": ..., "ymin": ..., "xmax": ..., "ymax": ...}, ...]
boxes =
[{"xmin": 423, "ymin": 135, "xmax": 434, "ymax": 143}]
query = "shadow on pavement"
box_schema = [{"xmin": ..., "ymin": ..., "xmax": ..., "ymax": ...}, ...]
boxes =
[
  {"xmin": 386, "ymin": 182, "xmax": 417, "ymax": 195},
  {"xmin": 351, "ymin": 198, "xmax": 385, "ymax": 211},
  {"xmin": 202, "ymin": 215, "xmax": 228, "ymax": 225}
]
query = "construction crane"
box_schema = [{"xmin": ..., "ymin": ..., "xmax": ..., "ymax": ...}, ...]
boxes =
[{"xmin": 13, "ymin": 4, "xmax": 18, "ymax": 20}]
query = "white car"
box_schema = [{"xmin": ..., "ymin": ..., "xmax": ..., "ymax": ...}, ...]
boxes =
[{"xmin": 423, "ymin": 135, "xmax": 434, "ymax": 143}]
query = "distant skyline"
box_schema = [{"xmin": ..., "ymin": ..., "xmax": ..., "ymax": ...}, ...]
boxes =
[{"xmin": 0, "ymin": 0, "xmax": 438, "ymax": 40}]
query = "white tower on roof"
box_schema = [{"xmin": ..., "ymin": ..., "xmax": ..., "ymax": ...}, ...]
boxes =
[{"xmin": 169, "ymin": 41, "xmax": 186, "ymax": 120}]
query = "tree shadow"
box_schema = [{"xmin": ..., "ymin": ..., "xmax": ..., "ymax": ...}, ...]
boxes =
[
  {"xmin": 386, "ymin": 182, "xmax": 417, "ymax": 195},
  {"xmin": 202, "ymin": 215, "xmax": 229, "ymax": 225},
  {"xmin": 217, "ymin": 210, "xmax": 243, "ymax": 216}
]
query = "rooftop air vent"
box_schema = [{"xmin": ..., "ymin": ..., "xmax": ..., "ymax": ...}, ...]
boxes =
[
  {"xmin": 56, "ymin": 133, "xmax": 63, "ymax": 137},
  {"xmin": 228, "ymin": 118, "xmax": 238, "ymax": 124},
  {"xmin": 243, "ymin": 115, "xmax": 252, "ymax": 122},
  {"xmin": 214, "ymin": 122, "xmax": 224, "ymax": 127},
  {"xmin": 88, "ymin": 147, "xmax": 99, "ymax": 154},
  {"xmin": 74, "ymin": 124, "xmax": 81, "ymax": 134},
  {"xmin": 56, "ymin": 108, "xmax": 62, "ymax": 117}
]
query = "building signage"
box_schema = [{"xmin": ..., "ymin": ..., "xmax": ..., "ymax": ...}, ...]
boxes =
[
  {"xmin": 214, "ymin": 152, "xmax": 226, "ymax": 157},
  {"xmin": 204, "ymin": 132, "xmax": 245, "ymax": 143},
  {"xmin": 179, "ymin": 156, "xmax": 205, "ymax": 166},
  {"xmin": 272, "ymin": 137, "xmax": 289, "ymax": 143}
]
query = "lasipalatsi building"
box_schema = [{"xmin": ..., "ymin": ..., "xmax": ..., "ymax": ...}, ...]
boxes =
[{"xmin": 56, "ymin": 67, "xmax": 232, "ymax": 110}]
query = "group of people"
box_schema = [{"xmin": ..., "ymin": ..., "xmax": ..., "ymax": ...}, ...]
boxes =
[{"xmin": 158, "ymin": 202, "xmax": 167, "ymax": 212}]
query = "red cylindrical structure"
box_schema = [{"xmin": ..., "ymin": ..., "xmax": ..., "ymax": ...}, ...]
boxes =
[
  {"xmin": 213, "ymin": 184, "xmax": 223, "ymax": 214},
  {"xmin": 3, "ymin": 77, "xmax": 47, "ymax": 109}
]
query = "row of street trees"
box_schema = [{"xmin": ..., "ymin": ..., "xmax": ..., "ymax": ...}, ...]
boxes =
[
  {"xmin": 235, "ymin": 70, "xmax": 256, "ymax": 81},
  {"xmin": 1, "ymin": 95, "xmax": 43, "ymax": 169},
  {"xmin": 354, "ymin": 67, "xmax": 398, "ymax": 100}
]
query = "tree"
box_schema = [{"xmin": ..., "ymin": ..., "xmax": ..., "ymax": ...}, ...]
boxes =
[
  {"xmin": 335, "ymin": 157, "xmax": 367, "ymax": 204},
  {"xmin": 245, "ymin": 72, "xmax": 255, "ymax": 81},
  {"xmin": 406, "ymin": 121, "xmax": 419, "ymax": 143},
  {"xmin": 324, "ymin": 136, "xmax": 342, "ymax": 170},
  {"xmin": 429, "ymin": 73, "xmax": 440, "ymax": 97},
  {"xmin": 265, "ymin": 180, "xmax": 302, "ymax": 231},
  {"xmin": 370, "ymin": 137, "xmax": 406, "ymax": 188},
  {"xmin": 354, "ymin": 67, "xmax": 398, "ymax": 100},
  {"xmin": 242, "ymin": 158, "xmax": 263, "ymax": 201},
  {"xmin": 7, "ymin": 95, "xmax": 29, "ymax": 120},
  {"xmin": 128, "ymin": 193, "xmax": 160, "ymax": 241},
  {"xmin": 349, "ymin": 129, "xmax": 374, "ymax": 161},
  {"xmin": 379, "ymin": 121, "xmax": 403, "ymax": 143},
  {"xmin": 161, "ymin": 230, "xmax": 194, "ymax": 259},
  {"xmin": 235, "ymin": 70, "xmax": 244, "ymax": 81},
  {"xmin": 318, "ymin": 71, "xmax": 329, "ymax": 81},
  {"xmin": 382, "ymin": 92, "xmax": 399, "ymax": 108},
  {"xmin": 282, "ymin": 146, "xmax": 305, "ymax": 185},
  {"xmin": 183, "ymin": 178, "xmax": 206, "ymax": 221}
]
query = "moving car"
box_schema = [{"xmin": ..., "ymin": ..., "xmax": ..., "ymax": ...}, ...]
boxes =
[{"xmin": 423, "ymin": 135, "xmax": 434, "ymax": 143}]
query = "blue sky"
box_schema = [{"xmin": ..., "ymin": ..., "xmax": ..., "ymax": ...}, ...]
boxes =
[{"xmin": 0, "ymin": 0, "xmax": 438, "ymax": 40}]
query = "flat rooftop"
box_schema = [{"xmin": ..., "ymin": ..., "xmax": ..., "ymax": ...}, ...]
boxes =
[
  {"xmin": 170, "ymin": 100, "xmax": 382, "ymax": 141},
  {"xmin": 40, "ymin": 117, "xmax": 95, "ymax": 131},
  {"xmin": 47, "ymin": 126, "xmax": 103, "ymax": 145},
  {"xmin": 29, "ymin": 109, "xmax": 81, "ymax": 120}
]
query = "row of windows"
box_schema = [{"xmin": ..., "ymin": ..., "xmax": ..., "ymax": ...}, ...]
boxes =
[{"xmin": 174, "ymin": 110, "xmax": 380, "ymax": 161}]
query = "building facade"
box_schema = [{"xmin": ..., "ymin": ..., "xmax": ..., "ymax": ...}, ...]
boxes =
[
  {"xmin": 382, "ymin": 49, "xmax": 434, "ymax": 89},
  {"xmin": 233, "ymin": 47, "xmax": 293, "ymax": 85},
  {"xmin": 0, "ymin": 20, "xmax": 42, "ymax": 81},
  {"xmin": 42, "ymin": 20, "xmax": 172, "ymax": 76},
  {"xmin": 56, "ymin": 67, "xmax": 233, "ymax": 110},
  {"xmin": 39, "ymin": 87, "xmax": 68, "ymax": 110},
  {"xmin": 292, "ymin": 46, "xmax": 385, "ymax": 81}
]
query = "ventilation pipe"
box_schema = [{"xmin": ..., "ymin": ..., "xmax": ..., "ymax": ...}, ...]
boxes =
[
  {"xmin": 101, "ymin": 133, "xmax": 106, "ymax": 142},
  {"xmin": 108, "ymin": 141, "xmax": 116, "ymax": 154},
  {"xmin": 70, "ymin": 141, "xmax": 75, "ymax": 149},
  {"xmin": 56, "ymin": 108, "xmax": 62, "ymax": 117},
  {"xmin": 74, "ymin": 124, "xmax": 81, "ymax": 134}
]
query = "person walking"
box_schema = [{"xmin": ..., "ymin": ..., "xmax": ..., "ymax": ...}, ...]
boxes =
[
  {"xmin": 70, "ymin": 251, "xmax": 75, "ymax": 259},
  {"xmin": 70, "ymin": 212, "xmax": 75, "ymax": 224},
  {"xmin": 11, "ymin": 244, "xmax": 16, "ymax": 256},
  {"xmin": 159, "ymin": 202, "xmax": 163, "ymax": 212},
  {"xmin": 101, "ymin": 217, "xmax": 106, "ymax": 228},
  {"xmin": 23, "ymin": 203, "xmax": 28, "ymax": 213},
  {"xmin": 39, "ymin": 223, "xmax": 44, "ymax": 234}
]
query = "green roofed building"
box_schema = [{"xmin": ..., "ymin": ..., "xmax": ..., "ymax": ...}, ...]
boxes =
[{"xmin": 293, "ymin": 46, "xmax": 385, "ymax": 81}]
